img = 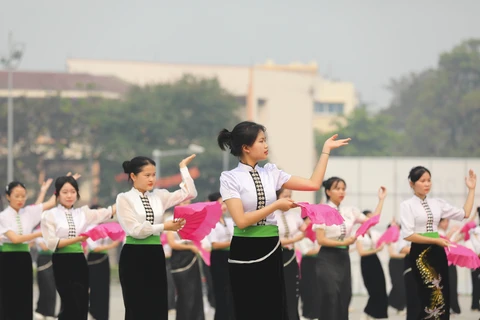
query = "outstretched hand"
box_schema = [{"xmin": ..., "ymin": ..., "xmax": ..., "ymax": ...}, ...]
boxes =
[
  {"xmin": 465, "ymin": 169, "xmax": 477, "ymax": 190},
  {"xmin": 40, "ymin": 178, "xmax": 53, "ymax": 192},
  {"xmin": 323, "ymin": 134, "xmax": 351, "ymax": 152},
  {"xmin": 179, "ymin": 154, "xmax": 196, "ymax": 168}
]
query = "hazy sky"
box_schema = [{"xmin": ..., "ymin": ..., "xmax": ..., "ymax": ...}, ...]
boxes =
[{"xmin": 1, "ymin": 0, "xmax": 479, "ymax": 109}]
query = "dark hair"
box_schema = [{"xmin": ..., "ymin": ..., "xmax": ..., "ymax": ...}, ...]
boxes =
[
  {"xmin": 362, "ymin": 210, "xmax": 372, "ymax": 216},
  {"xmin": 5, "ymin": 181, "xmax": 26, "ymax": 196},
  {"xmin": 408, "ymin": 166, "xmax": 431, "ymax": 183},
  {"xmin": 217, "ymin": 121, "xmax": 266, "ymax": 157},
  {"xmin": 54, "ymin": 176, "xmax": 80, "ymax": 200},
  {"xmin": 208, "ymin": 192, "xmax": 222, "ymax": 202},
  {"xmin": 122, "ymin": 156, "xmax": 156, "ymax": 183},
  {"xmin": 322, "ymin": 177, "xmax": 346, "ymax": 201}
]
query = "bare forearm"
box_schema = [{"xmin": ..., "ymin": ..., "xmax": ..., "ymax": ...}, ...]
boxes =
[
  {"xmin": 57, "ymin": 237, "xmax": 84, "ymax": 248},
  {"xmin": 405, "ymin": 234, "xmax": 438, "ymax": 245},
  {"xmin": 318, "ymin": 237, "xmax": 347, "ymax": 247},
  {"xmin": 463, "ymin": 189, "xmax": 476, "ymax": 219},
  {"xmin": 212, "ymin": 241, "xmax": 230, "ymax": 249},
  {"xmin": 236, "ymin": 203, "xmax": 278, "ymax": 229},
  {"xmin": 373, "ymin": 198, "xmax": 385, "ymax": 216},
  {"xmin": 310, "ymin": 152, "xmax": 331, "ymax": 189}
]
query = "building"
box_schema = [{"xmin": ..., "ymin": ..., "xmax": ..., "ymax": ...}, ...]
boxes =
[{"xmin": 66, "ymin": 58, "xmax": 358, "ymax": 203}]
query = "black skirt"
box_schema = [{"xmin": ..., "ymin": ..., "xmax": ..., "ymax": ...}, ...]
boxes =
[
  {"xmin": 210, "ymin": 249, "xmax": 235, "ymax": 320},
  {"xmin": 1, "ymin": 251, "xmax": 33, "ymax": 320},
  {"xmin": 360, "ymin": 254, "xmax": 389, "ymax": 318},
  {"xmin": 170, "ymin": 249, "xmax": 205, "ymax": 320},
  {"xmin": 404, "ymin": 254, "xmax": 421, "ymax": 320},
  {"xmin": 53, "ymin": 253, "xmax": 89, "ymax": 320},
  {"xmin": 448, "ymin": 265, "xmax": 461, "ymax": 314},
  {"xmin": 165, "ymin": 258, "xmax": 176, "ymax": 311},
  {"xmin": 36, "ymin": 253, "xmax": 57, "ymax": 317},
  {"xmin": 88, "ymin": 252, "xmax": 110, "ymax": 320},
  {"xmin": 0, "ymin": 251, "xmax": 4, "ymax": 320},
  {"xmin": 282, "ymin": 248, "xmax": 300, "ymax": 320},
  {"xmin": 119, "ymin": 244, "xmax": 168, "ymax": 320},
  {"xmin": 388, "ymin": 257, "xmax": 406, "ymax": 311},
  {"xmin": 472, "ymin": 268, "xmax": 480, "ymax": 310},
  {"xmin": 299, "ymin": 255, "xmax": 318, "ymax": 319},
  {"xmin": 315, "ymin": 246, "xmax": 351, "ymax": 320},
  {"xmin": 229, "ymin": 236, "xmax": 288, "ymax": 320},
  {"xmin": 410, "ymin": 243, "xmax": 450, "ymax": 319}
]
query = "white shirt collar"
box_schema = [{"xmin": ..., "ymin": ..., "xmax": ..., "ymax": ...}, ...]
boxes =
[
  {"xmin": 130, "ymin": 187, "xmax": 150, "ymax": 196},
  {"xmin": 237, "ymin": 162, "xmax": 259, "ymax": 172}
]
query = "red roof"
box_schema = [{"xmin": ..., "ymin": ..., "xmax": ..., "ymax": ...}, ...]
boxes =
[{"xmin": 0, "ymin": 70, "xmax": 130, "ymax": 94}]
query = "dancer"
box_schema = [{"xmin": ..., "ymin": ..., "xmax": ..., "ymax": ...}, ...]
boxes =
[
  {"xmin": 397, "ymin": 238, "xmax": 421, "ymax": 320},
  {"xmin": 400, "ymin": 166, "xmax": 476, "ymax": 319},
  {"xmin": 314, "ymin": 177, "xmax": 386, "ymax": 320},
  {"xmin": 356, "ymin": 210, "xmax": 388, "ymax": 320},
  {"xmin": 86, "ymin": 217, "xmax": 120, "ymax": 320},
  {"xmin": 218, "ymin": 121, "xmax": 350, "ymax": 319},
  {"xmin": 34, "ymin": 231, "xmax": 57, "ymax": 320},
  {"xmin": 0, "ymin": 180, "xmax": 57, "ymax": 320},
  {"xmin": 207, "ymin": 191, "xmax": 235, "ymax": 320},
  {"xmin": 275, "ymin": 188, "xmax": 304, "ymax": 320},
  {"xmin": 41, "ymin": 175, "xmax": 116, "ymax": 320},
  {"xmin": 387, "ymin": 223, "xmax": 406, "ymax": 315},
  {"xmin": 296, "ymin": 218, "xmax": 320, "ymax": 320},
  {"xmin": 116, "ymin": 155, "xmax": 197, "ymax": 320},
  {"xmin": 465, "ymin": 224, "xmax": 480, "ymax": 311}
]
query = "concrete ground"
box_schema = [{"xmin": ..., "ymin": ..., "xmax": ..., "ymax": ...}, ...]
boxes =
[{"xmin": 34, "ymin": 282, "xmax": 480, "ymax": 319}]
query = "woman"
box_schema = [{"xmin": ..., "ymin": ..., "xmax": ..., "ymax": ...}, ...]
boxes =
[
  {"xmin": 296, "ymin": 219, "xmax": 320, "ymax": 320},
  {"xmin": 275, "ymin": 188, "xmax": 304, "ymax": 320},
  {"xmin": 116, "ymin": 155, "xmax": 197, "ymax": 320},
  {"xmin": 41, "ymin": 176, "xmax": 116, "ymax": 320},
  {"xmin": 313, "ymin": 177, "xmax": 386, "ymax": 320},
  {"xmin": 0, "ymin": 180, "xmax": 57, "ymax": 320},
  {"xmin": 397, "ymin": 238, "xmax": 421, "ymax": 320},
  {"xmin": 34, "ymin": 232, "xmax": 57, "ymax": 320},
  {"xmin": 356, "ymin": 210, "xmax": 388, "ymax": 320},
  {"xmin": 386, "ymin": 224, "xmax": 406, "ymax": 315},
  {"xmin": 86, "ymin": 220, "xmax": 120, "ymax": 320},
  {"xmin": 400, "ymin": 166, "xmax": 476, "ymax": 319},
  {"xmin": 167, "ymin": 214, "xmax": 205, "ymax": 320},
  {"xmin": 465, "ymin": 225, "xmax": 480, "ymax": 311},
  {"xmin": 207, "ymin": 191, "xmax": 235, "ymax": 320},
  {"xmin": 218, "ymin": 121, "xmax": 350, "ymax": 319}
]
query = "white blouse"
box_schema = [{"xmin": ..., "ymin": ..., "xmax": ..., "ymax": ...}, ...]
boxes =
[
  {"xmin": 0, "ymin": 204, "xmax": 44, "ymax": 243},
  {"xmin": 296, "ymin": 237, "xmax": 319, "ymax": 256},
  {"xmin": 357, "ymin": 229, "xmax": 381, "ymax": 251},
  {"xmin": 220, "ymin": 162, "xmax": 291, "ymax": 227},
  {"xmin": 116, "ymin": 167, "xmax": 197, "ymax": 239},
  {"xmin": 207, "ymin": 217, "xmax": 234, "ymax": 244},
  {"xmin": 312, "ymin": 201, "xmax": 367, "ymax": 240},
  {"xmin": 275, "ymin": 209, "xmax": 304, "ymax": 239},
  {"xmin": 400, "ymin": 196, "xmax": 465, "ymax": 239},
  {"xmin": 41, "ymin": 204, "xmax": 113, "ymax": 251}
]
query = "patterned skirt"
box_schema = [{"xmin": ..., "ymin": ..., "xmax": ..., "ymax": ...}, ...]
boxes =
[{"xmin": 410, "ymin": 243, "xmax": 450, "ymax": 319}]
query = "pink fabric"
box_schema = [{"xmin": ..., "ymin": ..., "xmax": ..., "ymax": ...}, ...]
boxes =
[
  {"xmin": 304, "ymin": 223, "xmax": 316, "ymax": 242},
  {"xmin": 174, "ymin": 202, "xmax": 222, "ymax": 242},
  {"xmin": 296, "ymin": 202, "xmax": 344, "ymax": 226},
  {"xmin": 80, "ymin": 222, "xmax": 125, "ymax": 241},
  {"xmin": 355, "ymin": 214, "xmax": 380, "ymax": 238},
  {"xmin": 460, "ymin": 221, "xmax": 477, "ymax": 241},
  {"xmin": 445, "ymin": 243, "xmax": 480, "ymax": 269},
  {"xmin": 296, "ymin": 250, "xmax": 302, "ymax": 269},
  {"xmin": 193, "ymin": 240, "xmax": 211, "ymax": 266},
  {"xmin": 376, "ymin": 225, "xmax": 400, "ymax": 248}
]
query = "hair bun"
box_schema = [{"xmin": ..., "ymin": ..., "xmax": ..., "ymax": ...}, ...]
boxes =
[{"xmin": 122, "ymin": 161, "xmax": 132, "ymax": 174}]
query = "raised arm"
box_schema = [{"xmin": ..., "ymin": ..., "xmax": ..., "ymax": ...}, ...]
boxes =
[
  {"xmin": 463, "ymin": 169, "xmax": 476, "ymax": 219},
  {"xmin": 35, "ymin": 178, "xmax": 53, "ymax": 204},
  {"xmin": 282, "ymin": 134, "xmax": 350, "ymax": 191},
  {"xmin": 371, "ymin": 187, "xmax": 387, "ymax": 216}
]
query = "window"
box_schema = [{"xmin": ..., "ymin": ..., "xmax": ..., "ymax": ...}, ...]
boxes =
[{"xmin": 313, "ymin": 102, "xmax": 344, "ymax": 115}]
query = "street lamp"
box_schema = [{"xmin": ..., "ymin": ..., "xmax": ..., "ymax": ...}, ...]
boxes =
[
  {"xmin": 1, "ymin": 32, "xmax": 25, "ymax": 182},
  {"xmin": 152, "ymin": 144, "xmax": 205, "ymax": 181}
]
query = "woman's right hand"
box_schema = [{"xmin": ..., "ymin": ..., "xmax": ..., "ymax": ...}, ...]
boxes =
[
  {"xmin": 190, "ymin": 245, "xmax": 200, "ymax": 254},
  {"xmin": 435, "ymin": 238, "xmax": 450, "ymax": 247},
  {"xmin": 343, "ymin": 236, "xmax": 356, "ymax": 246},
  {"xmin": 78, "ymin": 235, "xmax": 89, "ymax": 242},
  {"xmin": 275, "ymin": 198, "xmax": 297, "ymax": 212},
  {"xmin": 164, "ymin": 219, "xmax": 186, "ymax": 231}
]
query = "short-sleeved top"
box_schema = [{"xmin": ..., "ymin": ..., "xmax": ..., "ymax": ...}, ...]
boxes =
[
  {"xmin": 400, "ymin": 196, "xmax": 465, "ymax": 239},
  {"xmin": 466, "ymin": 227, "xmax": 480, "ymax": 254},
  {"xmin": 116, "ymin": 167, "xmax": 197, "ymax": 239},
  {"xmin": 0, "ymin": 204, "xmax": 44, "ymax": 244},
  {"xmin": 41, "ymin": 204, "xmax": 113, "ymax": 251},
  {"xmin": 219, "ymin": 162, "xmax": 291, "ymax": 227},
  {"xmin": 275, "ymin": 209, "xmax": 304, "ymax": 249},
  {"xmin": 312, "ymin": 201, "xmax": 367, "ymax": 240},
  {"xmin": 207, "ymin": 217, "xmax": 234, "ymax": 244}
]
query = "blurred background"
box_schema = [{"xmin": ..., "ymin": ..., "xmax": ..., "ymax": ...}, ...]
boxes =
[{"xmin": 1, "ymin": 0, "xmax": 480, "ymax": 296}]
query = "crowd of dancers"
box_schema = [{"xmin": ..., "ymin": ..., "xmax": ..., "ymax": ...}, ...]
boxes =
[{"xmin": 0, "ymin": 120, "xmax": 479, "ymax": 320}]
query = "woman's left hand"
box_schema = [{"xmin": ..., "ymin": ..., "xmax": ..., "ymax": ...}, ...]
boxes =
[
  {"xmin": 378, "ymin": 186, "xmax": 387, "ymax": 200},
  {"xmin": 179, "ymin": 154, "xmax": 196, "ymax": 168},
  {"xmin": 465, "ymin": 169, "xmax": 477, "ymax": 190},
  {"xmin": 322, "ymin": 134, "xmax": 351, "ymax": 152}
]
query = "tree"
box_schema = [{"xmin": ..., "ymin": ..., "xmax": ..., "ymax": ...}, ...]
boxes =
[{"xmin": 315, "ymin": 107, "xmax": 400, "ymax": 156}]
